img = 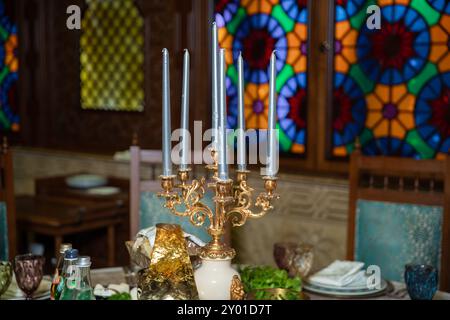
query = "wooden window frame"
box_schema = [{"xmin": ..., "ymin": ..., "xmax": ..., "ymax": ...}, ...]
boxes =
[{"xmin": 205, "ymin": 0, "xmax": 349, "ymax": 176}]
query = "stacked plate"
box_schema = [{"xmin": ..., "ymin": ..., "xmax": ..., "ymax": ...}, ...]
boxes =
[
  {"xmin": 303, "ymin": 278, "xmax": 389, "ymax": 298},
  {"xmin": 65, "ymin": 174, "xmax": 120, "ymax": 196},
  {"xmin": 303, "ymin": 260, "xmax": 390, "ymax": 298},
  {"xmin": 86, "ymin": 186, "xmax": 120, "ymax": 196},
  {"xmin": 65, "ymin": 174, "xmax": 108, "ymax": 189}
]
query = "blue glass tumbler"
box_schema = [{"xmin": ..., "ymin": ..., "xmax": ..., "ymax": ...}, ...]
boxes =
[{"xmin": 404, "ymin": 264, "xmax": 438, "ymax": 300}]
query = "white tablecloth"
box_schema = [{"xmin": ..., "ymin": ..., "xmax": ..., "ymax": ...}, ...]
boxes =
[{"xmin": 91, "ymin": 267, "xmax": 450, "ymax": 300}]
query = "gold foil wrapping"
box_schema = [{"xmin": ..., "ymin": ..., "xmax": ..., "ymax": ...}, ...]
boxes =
[
  {"xmin": 137, "ymin": 224, "xmax": 199, "ymax": 300},
  {"xmin": 126, "ymin": 228, "xmax": 202, "ymax": 270}
]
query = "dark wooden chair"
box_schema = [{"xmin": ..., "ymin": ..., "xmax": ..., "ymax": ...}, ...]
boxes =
[
  {"xmin": 129, "ymin": 142, "xmax": 163, "ymax": 238},
  {"xmin": 0, "ymin": 137, "xmax": 17, "ymax": 260},
  {"xmin": 347, "ymin": 146, "xmax": 450, "ymax": 291}
]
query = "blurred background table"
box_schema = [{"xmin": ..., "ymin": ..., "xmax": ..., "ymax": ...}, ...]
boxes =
[
  {"xmin": 34, "ymin": 175, "xmax": 129, "ymax": 202},
  {"xmin": 15, "ymin": 174, "xmax": 130, "ymax": 271}
]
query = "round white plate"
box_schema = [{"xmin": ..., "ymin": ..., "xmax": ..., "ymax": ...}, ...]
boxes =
[
  {"xmin": 3, "ymin": 291, "xmax": 51, "ymax": 300},
  {"xmin": 305, "ymin": 277, "xmax": 371, "ymax": 291},
  {"xmin": 86, "ymin": 186, "xmax": 120, "ymax": 196},
  {"xmin": 65, "ymin": 174, "xmax": 107, "ymax": 189},
  {"xmin": 303, "ymin": 279, "xmax": 389, "ymax": 298}
]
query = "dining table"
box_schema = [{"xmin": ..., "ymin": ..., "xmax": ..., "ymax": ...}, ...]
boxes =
[{"xmin": 90, "ymin": 267, "xmax": 450, "ymax": 301}]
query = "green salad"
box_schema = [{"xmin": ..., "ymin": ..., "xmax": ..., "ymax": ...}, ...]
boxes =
[
  {"xmin": 107, "ymin": 292, "xmax": 132, "ymax": 300},
  {"xmin": 239, "ymin": 266, "xmax": 302, "ymax": 300}
]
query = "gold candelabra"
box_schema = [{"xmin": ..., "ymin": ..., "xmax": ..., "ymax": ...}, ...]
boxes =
[{"xmin": 158, "ymin": 149, "xmax": 279, "ymax": 260}]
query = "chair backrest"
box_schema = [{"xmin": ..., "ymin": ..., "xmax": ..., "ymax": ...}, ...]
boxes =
[
  {"xmin": 129, "ymin": 144, "xmax": 212, "ymax": 240},
  {"xmin": 347, "ymin": 147, "xmax": 450, "ymax": 290},
  {"xmin": 0, "ymin": 137, "xmax": 16, "ymax": 260},
  {"xmin": 129, "ymin": 145, "xmax": 163, "ymax": 238}
]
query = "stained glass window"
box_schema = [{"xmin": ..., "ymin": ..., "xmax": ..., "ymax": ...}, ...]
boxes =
[
  {"xmin": 0, "ymin": 0, "xmax": 18, "ymax": 133},
  {"xmin": 81, "ymin": 0, "xmax": 144, "ymax": 112},
  {"xmin": 215, "ymin": 0, "xmax": 309, "ymax": 155},
  {"xmin": 332, "ymin": 0, "xmax": 450, "ymax": 159}
]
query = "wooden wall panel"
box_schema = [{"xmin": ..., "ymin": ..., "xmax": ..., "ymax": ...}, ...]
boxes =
[{"xmin": 16, "ymin": 0, "xmax": 210, "ymax": 154}]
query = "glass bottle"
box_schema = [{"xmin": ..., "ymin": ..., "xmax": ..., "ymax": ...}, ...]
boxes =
[
  {"xmin": 50, "ymin": 243, "xmax": 72, "ymax": 300},
  {"xmin": 74, "ymin": 256, "xmax": 95, "ymax": 300},
  {"xmin": 59, "ymin": 249, "xmax": 79, "ymax": 300}
]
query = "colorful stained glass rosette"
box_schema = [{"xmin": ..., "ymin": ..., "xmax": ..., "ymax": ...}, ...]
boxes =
[
  {"xmin": 0, "ymin": 0, "xmax": 19, "ymax": 133},
  {"xmin": 215, "ymin": 0, "xmax": 309, "ymax": 156},
  {"xmin": 332, "ymin": 0, "xmax": 450, "ymax": 159}
]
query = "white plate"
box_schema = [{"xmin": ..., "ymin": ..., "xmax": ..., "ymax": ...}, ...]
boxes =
[
  {"xmin": 1, "ymin": 277, "xmax": 52, "ymax": 300},
  {"xmin": 65, "ymin": 174, "xmax": 107, "ymax": 189},
  {"xmin": 306, "ymin": 277, "xmax": 370, "ymax": 291},
  {"xmin": 86, "ymin": 186, "xmax": 120, "ymax": 196},
  {"xmin": 303, "ymin": 279, "xmax": 389, "ymax": 298},
  {"xmin": 2, "ymin": 291, "xmax": 51, "ymax": 300}
]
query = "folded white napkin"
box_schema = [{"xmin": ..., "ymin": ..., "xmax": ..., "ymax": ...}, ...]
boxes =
[
  {"xmin": 308, "ymin": 260, "xmax": 365, "ymax": 287},
  {"xmin": 93, "ymin": 283, "xmax": 130, "ymax": 297}
]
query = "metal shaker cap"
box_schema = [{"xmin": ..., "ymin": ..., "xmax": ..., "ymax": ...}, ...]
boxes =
[
  {"xmin": 77, "ymin": 256, "xmax": 91, "ymax": 267},
  {"xmin": 59, "ymin": 243, "xmax": 72, "ymax": 254},
  {"xmin": 64, "ymin": 248, "xmax": 79, "ymax": 260}
]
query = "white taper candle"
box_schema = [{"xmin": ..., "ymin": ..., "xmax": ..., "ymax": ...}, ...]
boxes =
[
  {"xmin": 162, "ymin": 48, "xmax": 172, "ymax": 176},
  {"xmin": 218, "ymin": 48, "xmax": 229, "ymax": 180},
  {"xmin": 237, "ymin": 52, "xmax": 246, "ymax": 171},
  {"xmin": 180, "ymin": 49, "xmax": 190, "ymax": 170},
  {"xmin": 267, "ymin": 51, "xmax": 278, "ymax": 177},
  {"xmin": 211, "ymin": 22, "xmax": 220, "ymax": 149}
]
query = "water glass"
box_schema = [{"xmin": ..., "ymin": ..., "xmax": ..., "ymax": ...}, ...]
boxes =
[
  {"xmin": 404, "ymin": 264, "xmax": 438, "ymax": 300},
  {"xmin": 13, "ymin": 254, "xmax": 45, "ymax": 300},
  {"xmin": 274, "ymin": 242, "xmax": 314, "ymax": 278}
]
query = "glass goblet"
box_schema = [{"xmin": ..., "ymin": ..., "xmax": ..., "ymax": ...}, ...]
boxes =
[
  {"xmin": 0, "ymin": 261, "xmax": 13, "ymax": 298},
  {"xmin": 404, "ymin": 264, "xmax": 438, "ymax": 300},
  {"xmin": 274, "ymin": 242, "xmax": 314, "ymax": 278},
  {"xmin": 13, "ymin": 254, "xmax": 45, "ymax": 300}
]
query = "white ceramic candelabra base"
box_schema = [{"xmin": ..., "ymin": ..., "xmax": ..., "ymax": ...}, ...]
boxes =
[{"xmin": 194, "ymin": 258, "xmax": 239, "ymax": 300}]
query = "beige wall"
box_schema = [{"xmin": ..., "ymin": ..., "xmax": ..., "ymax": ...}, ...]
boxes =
[
  {"xmin": 13, "ymin": 147, "xmax": 349, "ymax": 271},
  {"xmin": 234, "ymin": 174, "xmax": 349, "ymax": 272}
]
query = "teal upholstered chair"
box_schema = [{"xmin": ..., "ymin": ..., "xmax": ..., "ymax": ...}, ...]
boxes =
[
  {"xmin": 0, "ymin": 202, "xmax": 8, "ymax": 261},
  {"xmin": 355, "ymin": 200, "xmax": 443, "ymax": 282},
  {"xmin": 0, "ymin": 137, "xmax": 16, "ymax": 261},
  {"xmin": 347, "ymin": 148, "xmax": 450, "ymax": 290},
  {"xmin": 139, "ymin": 192, "xmax": 214, "ymax": 243},
  {"xmin": 129, "ymin": 144, "xmax": 213, "ymax": 244}
]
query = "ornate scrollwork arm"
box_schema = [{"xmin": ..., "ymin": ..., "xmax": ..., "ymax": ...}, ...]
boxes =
[
  {"xmin": 158, "ymin": 173, "xmax": 214, "ymax": 228},
  {"xmin": 225, "ymin": 174, "xmax": 280, "ymax": 225},
  {"xmin": 253, "ymin": 177, "xmax": 280, "ymax": 218},
  {"xmin": 184, "ymin": 177, "xmax": 206, "ymax": 205},
  {"xmin": 183, "ymin": 177, "xmax": 214, "ymax": 227},
  {"xmin": 226, "ymin": 176, "xmax": 254, "ymax": 227}
]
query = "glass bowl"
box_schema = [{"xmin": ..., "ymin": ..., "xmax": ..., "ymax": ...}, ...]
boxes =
[{"xmin": 0, "ymin": 261, "xmax": 13, "ymax": 297}]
